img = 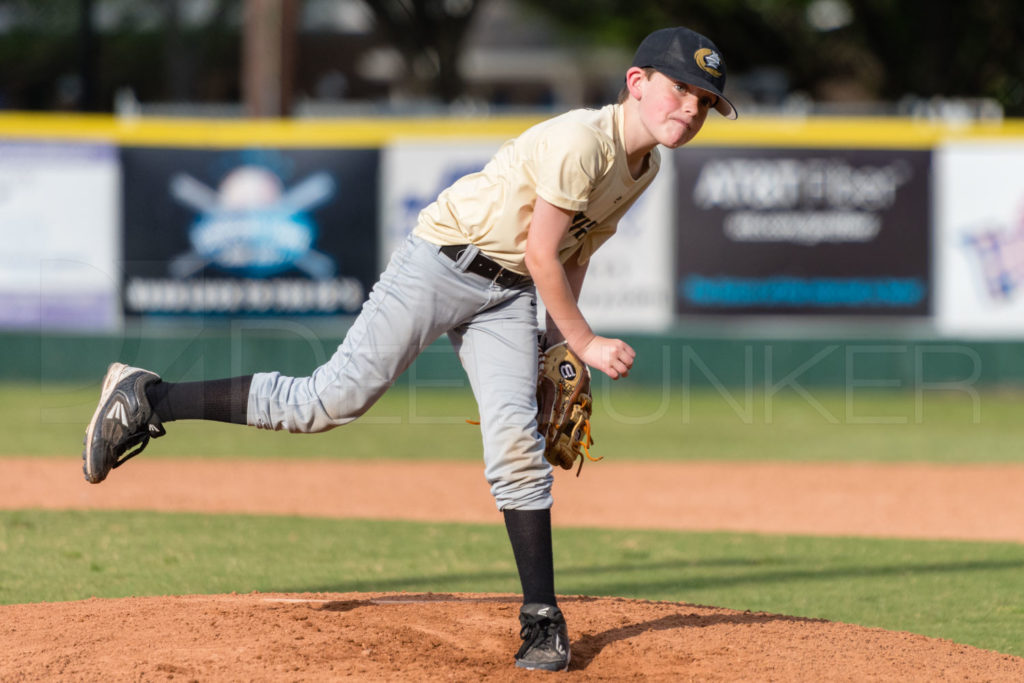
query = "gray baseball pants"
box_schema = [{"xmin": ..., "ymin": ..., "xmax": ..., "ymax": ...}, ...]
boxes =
[{"xmin": 246, "ymin": 234, "xmax": 554, "ymax": 510}]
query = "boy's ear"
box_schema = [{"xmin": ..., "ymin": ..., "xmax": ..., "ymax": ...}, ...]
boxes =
[{"xmin": 624, "ymin": 66, "xmax": 649, "ymax": 100}]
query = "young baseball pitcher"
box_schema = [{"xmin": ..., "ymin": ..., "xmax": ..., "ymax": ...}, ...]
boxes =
[{"xmin": 83, "ymin": 26, "xmax": 736, "ymax": 672}]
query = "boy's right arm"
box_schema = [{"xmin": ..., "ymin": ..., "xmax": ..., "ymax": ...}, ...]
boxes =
[
  {"xmin": 525, "ymin": 197, "xmax": 635, "ymax": 379},
  {"xmin": 543, "ymin": 254, "xmax": 587, "ymax": 347}
]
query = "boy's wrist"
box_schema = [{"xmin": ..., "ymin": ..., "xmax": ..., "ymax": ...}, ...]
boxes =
[{"xmin": 565, "ymin": 331, "xmax": 596, "ymax": 356}]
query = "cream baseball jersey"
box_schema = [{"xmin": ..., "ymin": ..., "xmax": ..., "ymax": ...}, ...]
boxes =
[{"xmin": 413, "ymin": 103, "xmax": 661, "ymax": 274}]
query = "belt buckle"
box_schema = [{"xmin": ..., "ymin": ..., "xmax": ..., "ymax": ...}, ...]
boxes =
[
  {"xmin": 490, "ymin": 266, "xmax": 506, "ymax": 286},
  {"xmin": 492, "ymin": 264, "xmax": 521, "ymax": 287}
]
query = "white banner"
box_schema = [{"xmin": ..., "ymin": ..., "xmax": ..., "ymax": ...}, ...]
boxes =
[
  {"xmin": 0, "ymin": 141, "xmax": 120, "ymax": 331},
  {"xmin": 381, "ymin": 140, "xmax": 674, "ymax": 332},
  {"xmin": 936, "ymin": 142, "xmax": 1024, "ymax": 337}
]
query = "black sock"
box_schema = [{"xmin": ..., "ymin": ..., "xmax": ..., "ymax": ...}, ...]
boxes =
[
  {"xmin": 145, "ymin": 376, "xmax": 253, "ymax": 424},
  {"xmin": 503, "ymin": 508, "xmax": 557, "ymax": 607}
]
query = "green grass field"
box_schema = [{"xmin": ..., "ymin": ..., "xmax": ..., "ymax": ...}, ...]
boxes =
[
  {"xmin": 3, "ymin": 510, "xmax": 1023, "ymax": 657},
  {"xmin": 2, "ymin": 383, "xmax": 1023, "ymax": 657},
  {"xmin": 4, "ymin": 382, "xmax": 1021, "ymax": 462}
]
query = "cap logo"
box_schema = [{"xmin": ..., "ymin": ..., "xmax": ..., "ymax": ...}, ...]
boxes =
[{"xmin": 694, "ymin": 48, "xmax": 723, "ymax": 78}]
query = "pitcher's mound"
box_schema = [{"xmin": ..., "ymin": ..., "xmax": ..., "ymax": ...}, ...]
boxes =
[{"xmin": 3, "ymin": 592, "xmax": 1022, "ymax": 681}]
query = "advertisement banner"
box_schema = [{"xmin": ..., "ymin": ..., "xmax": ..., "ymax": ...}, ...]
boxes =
[
  {"xmin": 0, "ymin": 141, "xmax": 120, "ymax": 331},
  {"xmin": 936, "ymin": 142, "xmax": 1024, "ymax": 337},
  {"xmin": 121, "ymin": 147, "xmax": 378, "ymax": 318},
  {"xmin": 381, "ymin": 141, "xmax": 674, "ymax": 332},
  {"xmin": 673, "ymin": 147, "xmax": 932, "ymax": 316}
]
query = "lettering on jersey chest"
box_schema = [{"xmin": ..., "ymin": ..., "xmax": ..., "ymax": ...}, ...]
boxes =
[
  {"xmin": 569, "ymin": 211, "xmax": 599, "ymax": 240},
  {"xmin": 569, "ymin": 191, "xmax": 624, "ymax": 240}
]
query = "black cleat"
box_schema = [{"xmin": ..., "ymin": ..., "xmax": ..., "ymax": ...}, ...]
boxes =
[
  {"xmin": 82, "ymin": 363, "xmax": 165, "ymax": 484},
  {"xmin": 515, "ymin": 603, "xmax": 570, "ymax": 672}
]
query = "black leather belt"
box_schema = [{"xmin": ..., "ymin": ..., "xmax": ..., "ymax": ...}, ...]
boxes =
[{"xmin": 439, "ymin": 244, "xmax": 532, "ymax": 288}]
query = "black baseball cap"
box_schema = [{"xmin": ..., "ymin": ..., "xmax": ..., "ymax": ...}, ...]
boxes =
[{"xmin": 631, "ymin": 27, "xmax": 737, "ymax": 119}]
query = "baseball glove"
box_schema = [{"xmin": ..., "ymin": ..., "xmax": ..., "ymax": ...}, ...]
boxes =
[{"xmin": 536, "ymin": 342, "xmax": 600, "ymax": 475}]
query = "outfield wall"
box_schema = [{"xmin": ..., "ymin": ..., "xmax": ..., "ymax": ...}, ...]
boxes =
[{"xmin": 2, "ymin": 113, "xmax": 1024, "ymax": 386}]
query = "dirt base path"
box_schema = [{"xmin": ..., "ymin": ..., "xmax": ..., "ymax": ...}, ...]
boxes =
[
  {"xmin": 4, "ymin": 457, "xmax": 1024, "ymax": 680},
  {"xmin": 6, "ymin": 458, "xmax": 1024, "ymax": 542}
]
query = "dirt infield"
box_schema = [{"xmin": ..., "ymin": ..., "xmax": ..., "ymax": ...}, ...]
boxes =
[
  {"xmin": 5, "ymin": 592, "xmax": 1024, "ymax": 681},
  {"xmin": 4, "ymin": 457, "xmax": 1024, "ymax": 680}
]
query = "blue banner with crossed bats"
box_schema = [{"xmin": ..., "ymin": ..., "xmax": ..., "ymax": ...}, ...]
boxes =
[{"xmin": 121, "ymin": 146, "xmax": 379, "ymax": 317}]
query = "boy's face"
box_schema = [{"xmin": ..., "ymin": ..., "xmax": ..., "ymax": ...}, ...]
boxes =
[{"xmin": 630, "ymin": 68, "xmax": 716, "ymax": 149}]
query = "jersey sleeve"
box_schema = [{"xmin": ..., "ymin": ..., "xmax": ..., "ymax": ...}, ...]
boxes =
[{"xmin": 532, "ymin": 121, "xmax": 609, "ymax": 213}]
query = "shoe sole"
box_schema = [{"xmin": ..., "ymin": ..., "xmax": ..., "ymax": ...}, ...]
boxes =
[
  {"xmin": 514, "ymin": 650, "xmax": 570, "ymax": 672},
  {"xmin": 82, "ymin": 362, "xmax": 130, "ymax": 484}
]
